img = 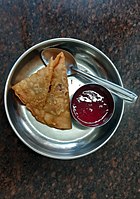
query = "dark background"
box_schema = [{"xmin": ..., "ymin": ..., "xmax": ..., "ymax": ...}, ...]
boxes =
[{"xmin": 0, "ymin": 0, "xmax": 139, "ymax": 198}]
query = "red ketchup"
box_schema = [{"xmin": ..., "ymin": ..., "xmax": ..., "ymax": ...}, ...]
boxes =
[{"xmin": 71, "ymin": 84, "xmax": 114, "ymax": 127}]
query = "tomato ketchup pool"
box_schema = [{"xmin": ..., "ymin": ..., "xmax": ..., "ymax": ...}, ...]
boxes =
[{"xmin": 71, "ymin": 84, "xmax": 114, "ymax": 127}]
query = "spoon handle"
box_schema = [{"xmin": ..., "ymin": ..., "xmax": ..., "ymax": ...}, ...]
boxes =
[{"xmin": 72, "ymin": 67, "xmax": 138, "ymax": 103}]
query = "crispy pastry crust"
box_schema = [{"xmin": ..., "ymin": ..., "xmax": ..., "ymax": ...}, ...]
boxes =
[{"xmin": 12, "ymin": 52, "xmax": 72, "ymax": 130}]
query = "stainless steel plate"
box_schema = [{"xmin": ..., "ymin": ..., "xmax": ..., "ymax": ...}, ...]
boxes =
[{"xmin": 4, "ymin": 38, "xmax": 124, "ymax": 159}]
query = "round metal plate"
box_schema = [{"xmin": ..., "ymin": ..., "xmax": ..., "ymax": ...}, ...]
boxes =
[{"xmin": 4, "ymin": 38, "xmax": 124, "ymax": 159}]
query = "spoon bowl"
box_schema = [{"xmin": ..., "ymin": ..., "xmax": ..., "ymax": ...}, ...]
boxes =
[{"xmin": 41, "ymin": 47, "xmax": 77, "ymax": 75}]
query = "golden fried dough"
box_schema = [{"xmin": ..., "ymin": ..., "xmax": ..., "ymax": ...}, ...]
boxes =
[
  {"xmin": 43, "ymin": 52, "xmax": 72, "ymax": 129},
  {"xmin": 12, "ymin": 52, "xmax": 72, "ymax": 130}
]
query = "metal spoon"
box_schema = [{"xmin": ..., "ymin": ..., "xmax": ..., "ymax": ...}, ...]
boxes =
[{"xmin": 41, "ymin": 47, "xmax": 138, "ymax": 103}]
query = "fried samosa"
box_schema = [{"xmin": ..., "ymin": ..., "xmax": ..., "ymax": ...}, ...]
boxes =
[{"xmin": 12, "ymin": 52, "xmax": 72, "ymax": 130}]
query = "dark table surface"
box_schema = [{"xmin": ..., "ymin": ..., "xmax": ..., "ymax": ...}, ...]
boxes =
[{"xmin": 0, "ymin": 0, "xmax": 139, "ymax": 198}]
